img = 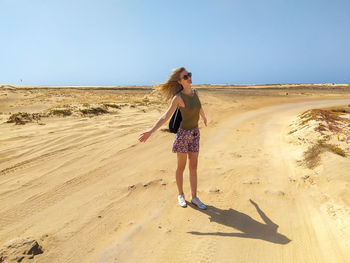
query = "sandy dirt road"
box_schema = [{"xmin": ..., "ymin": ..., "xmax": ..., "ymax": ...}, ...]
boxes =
[{"xmin": 1, "ymin": 92, "xmax": 350, "ymax": 262}]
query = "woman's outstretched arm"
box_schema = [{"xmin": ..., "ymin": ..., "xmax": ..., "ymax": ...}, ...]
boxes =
[{"xmin": 138, "ymin": 96, "xmax": 179, "ymax": 142}]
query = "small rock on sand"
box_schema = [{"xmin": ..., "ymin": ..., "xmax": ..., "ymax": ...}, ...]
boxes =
[
  {"xmin": 243, "ymin": 180, "xmax": 260, "ymax": 185},
  {"xmin": 289, "ymin": 177, "xmax": 297, "ymax": 183},
  {"xmin": 231, "ymin": 152, "xmax": 242, "ymax": 158},
  {"xmin": 128, "ymin": 185, "xmax": 135, "ymax": 190}
]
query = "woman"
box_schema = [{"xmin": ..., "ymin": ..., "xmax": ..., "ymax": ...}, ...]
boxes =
[{"xmin": 138, "ymin": 67, "xmax": 207, "ymax": 209}]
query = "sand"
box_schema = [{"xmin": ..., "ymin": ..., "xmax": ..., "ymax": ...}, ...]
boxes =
[{"xmin": 0, "ymin": 84, "xmax": 350, "ymax": 262}]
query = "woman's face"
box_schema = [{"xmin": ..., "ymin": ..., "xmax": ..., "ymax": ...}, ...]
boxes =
[{"xmin": 178, "ymin": 69, "xmax": 192, "ymax": 88}]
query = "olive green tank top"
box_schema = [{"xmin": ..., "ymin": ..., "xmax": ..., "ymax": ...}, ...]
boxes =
[{"xmin": 179, "ymin": 90, "xmax": 201, "ymax": 130}]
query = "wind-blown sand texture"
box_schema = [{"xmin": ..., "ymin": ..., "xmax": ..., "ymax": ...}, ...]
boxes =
[{"xmin": 1, "ymin": 84, "xmax": 350, "ymax": 262}]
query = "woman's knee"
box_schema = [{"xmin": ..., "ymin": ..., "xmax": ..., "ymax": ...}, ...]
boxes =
[
  {"xmin": 176, "ymin": 164, "xmax": 186, "ymax": 173},
  {"xmin": 188, "ymin": 162, "xmax": 198, "ymax": 172},
  {"xmin": 188, "ymin": 157, "xmax": 198, "ymax": 171}
]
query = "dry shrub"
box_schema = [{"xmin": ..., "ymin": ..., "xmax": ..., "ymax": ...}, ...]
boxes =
[
  {"xmin": 331, "ymin": 108, "xmax": 350, "ymax": 113},
  {"xmin": 79, "ymin": 105, "xmax": 108, "ymax": 115},
  {"xmin": 102, "ymin": 102, "xmax": 121, "ymax": 109},
  {"xmin": 303, "ymin": 144, "xmax": 324, "ymax": 169},
  {"xmin": 303, "ymin": 141, "xmax": 346, "ymax": 169},
  {"xmin": 6, "ymin": 112, "xmax": 41, "ymax": 125},
  {"xmin": 300, "ymin": 109, "xmax": 349, "ymax": 133}
]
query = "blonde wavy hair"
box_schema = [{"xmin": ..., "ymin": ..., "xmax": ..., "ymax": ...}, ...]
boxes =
[{"xmin": 157, "ymin": 67, "xmax": 186, "ymax": 100}]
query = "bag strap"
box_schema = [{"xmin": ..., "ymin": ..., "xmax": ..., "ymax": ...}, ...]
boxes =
[{"xmin": 179, "ymin": 93, "xmax": 187, "ymax": 108}]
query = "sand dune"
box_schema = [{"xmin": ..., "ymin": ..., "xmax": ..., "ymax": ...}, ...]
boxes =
[{"xmin": 0, "ymin": 85, "xmax": 350, "ymax": 262}]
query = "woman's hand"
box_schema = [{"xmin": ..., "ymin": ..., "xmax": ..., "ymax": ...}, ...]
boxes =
[
  {"xmin": 199, "ymin": 107, "xmax": 207, "ymax": 127},
  {"xmin": 138, "ymin": 96, "xmax": 179, "ymax": 142},
  {"xmin": 138, "ymin": 130, "xmax": 152, "ymax": 142},
  {"xmin": 203, "ymin": 116, "xmax": 207, "ymax": 126}
]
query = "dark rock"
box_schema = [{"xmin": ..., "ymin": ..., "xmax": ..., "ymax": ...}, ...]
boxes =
[
  {"xmin": 26, "ymin": 240, "xmax": 43, "ymax": 256},
  {"xmin": 0, "ymin": 238, "xmax": 43, "ymax": 262}
]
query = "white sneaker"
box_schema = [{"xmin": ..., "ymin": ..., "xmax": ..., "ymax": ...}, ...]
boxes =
[
  {"xmin": 178, "ymin": 194, "xmax": 187, "ymax": 208},
  {"xmin": 191, "ymin": 197, "xmax": 207, "ymax": 210}
]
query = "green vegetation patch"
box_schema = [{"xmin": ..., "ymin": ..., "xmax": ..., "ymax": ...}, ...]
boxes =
[
  {"xmin": 49, "ymin": 108, "xmax": 72, "ymax": 116},
  {"xmin": 102, "ymin": 102, "xmax": 121, "ymax": 109},
  {"xmin": 79, "ymin": 105, "xmax": 108, "ymax": 115},
  {"xmin": 48, "ymin": 105, "xmax": 73, "ymax": 116},
  {"xmin": 321, "ymin": 143, "xmax": 346, "ymax": 157}
]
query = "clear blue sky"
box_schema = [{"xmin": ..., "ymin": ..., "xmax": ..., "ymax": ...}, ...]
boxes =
[{"xmin": 1, "ymin": 0, "xmax": 349, "ymax": 86}]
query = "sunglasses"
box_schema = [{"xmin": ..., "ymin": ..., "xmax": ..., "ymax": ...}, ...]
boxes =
[{"xmin": 182, "ymin": 72, "xmax": 192, "ymax": 80}]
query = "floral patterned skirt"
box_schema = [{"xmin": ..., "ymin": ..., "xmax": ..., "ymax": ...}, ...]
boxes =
[{"xmin": 172, "ymin": 127, "xmax": 200, "ymax": 153}]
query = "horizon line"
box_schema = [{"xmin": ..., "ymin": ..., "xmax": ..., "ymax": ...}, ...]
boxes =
[{"xmin": 1, "ymin": 83, "xmax": 350, "ymax": 88}]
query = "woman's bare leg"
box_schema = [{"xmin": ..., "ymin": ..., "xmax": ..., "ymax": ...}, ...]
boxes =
[
  {"xmin": 188, "ymin": 152, "xmax": 199, "ymax": 198},
  {"xmin": 176, "ymin": 152, "xmax": 187, "ymax": 195}
]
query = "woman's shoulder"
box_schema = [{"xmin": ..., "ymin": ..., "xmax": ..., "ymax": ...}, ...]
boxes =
[
  {"xmin": 173, "ymin": 93, "xmax": 182, "ymax": 99},
  {"xmin": 171, "ymin": 93, "xmax": 182, "ymax": 104},
  {"xmin": 172, "ymin": 93, "xmax": 186, "ymax": 107}
]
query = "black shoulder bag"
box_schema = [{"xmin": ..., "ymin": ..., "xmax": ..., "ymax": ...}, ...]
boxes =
[{"xmin": 169, "ymin": 107, "xmax": 182, "ymax": 133}]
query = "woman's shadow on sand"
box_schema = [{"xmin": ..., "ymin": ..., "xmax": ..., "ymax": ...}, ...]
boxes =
[{"xmin": 188, "ymin": 199, "xmax": 291, "ymax": 245}]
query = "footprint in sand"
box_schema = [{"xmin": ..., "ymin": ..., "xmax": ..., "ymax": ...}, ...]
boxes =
[
  {"xmin": 264, "ymin": 189, "xmax": 285, "ymax": 196},
  {"xmin": 209, "ymin": 187, "xmax": 221, "ymax": 193}
]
